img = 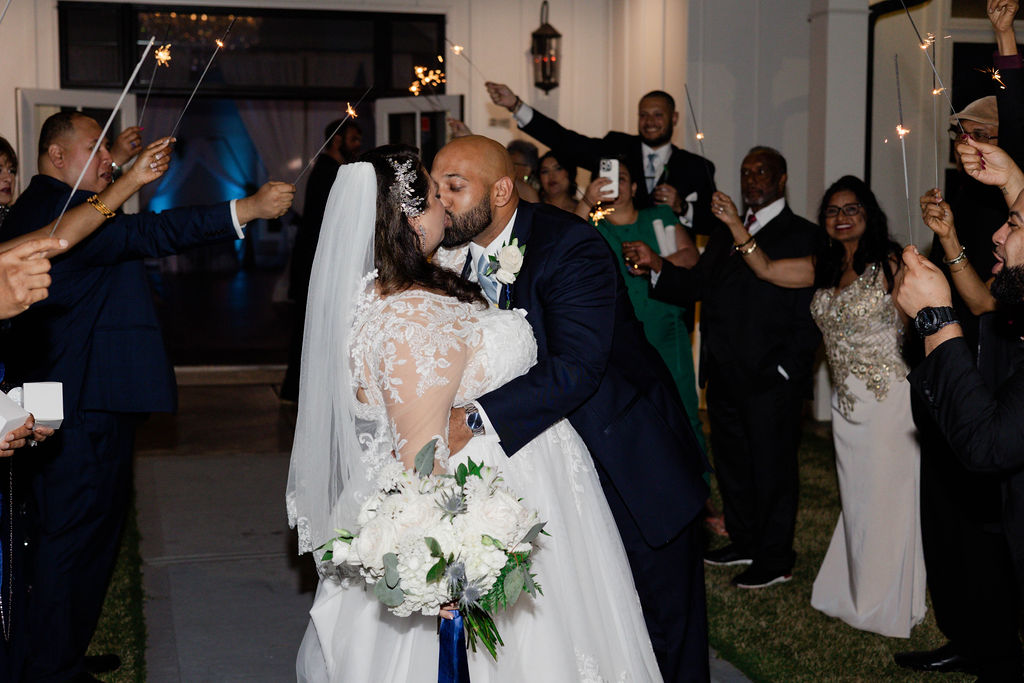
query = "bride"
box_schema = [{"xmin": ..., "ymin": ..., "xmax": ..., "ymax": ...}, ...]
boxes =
[{"xmin": 287, "ymin": 146, "xmax": 662, "ymax": 682}]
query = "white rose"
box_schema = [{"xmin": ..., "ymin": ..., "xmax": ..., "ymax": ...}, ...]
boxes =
[
  {"xmin": 352, "ymin": 516, "xmax": 400, "ymax": 572},
  {"xmin": 494, "ymin": 268, "xmax": 516, "ymax": 285},
  {"xmin": 466, "ymin": 487, "xmax": 531, "ymax": 547},
  {"xmin": 497, "ymin": 244, "xmax": 524, "ymax": 275},
  {"xmin": 331, "ymin": 539, "xmax": 351, "ymax": 565}
]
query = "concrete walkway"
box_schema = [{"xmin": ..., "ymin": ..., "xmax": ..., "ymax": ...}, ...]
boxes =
[{"xmin": 135, "ymin": 375, "xmax": 750, "ymax": 682}]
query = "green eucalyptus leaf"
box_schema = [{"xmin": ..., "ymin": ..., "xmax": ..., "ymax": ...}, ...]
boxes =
[
  {"xmin": 521, "ymin": 521, "xmax": 546, "ymax": 544},
  {"xmin": 383, "ymin": 552, "xmax": 400, "ymax": 589},
  {"xmin": 426, "ymin": 558, "xmax": 446, "ymax": 583},
  {"xmin": 374, "ymin": 577, "xmax": 405, "ymax": 607},
  {"xmin": 503, "ymin": 566, "xmax": 525, "ymax": 608},
  {"xmin": 424, "ymin": 536, "xmax": 443, "ymax": 558},
  {"xmin": 414, "ymin": 439, "xmax": 438, "ymax": 478},
  {"xmin": 455, "ymin": 463, "xmax": 468, "ymax": 486}
]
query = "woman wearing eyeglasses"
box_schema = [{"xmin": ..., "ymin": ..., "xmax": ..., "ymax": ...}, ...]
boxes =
[{"xmin": 709, "ymin": 175, "xmax": 925, "ymax": 638}]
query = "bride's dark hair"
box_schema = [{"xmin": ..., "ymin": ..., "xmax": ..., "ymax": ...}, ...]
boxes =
[{"xmin": 363, "ymin": 145, "xmax": 486, "ymax": 306}]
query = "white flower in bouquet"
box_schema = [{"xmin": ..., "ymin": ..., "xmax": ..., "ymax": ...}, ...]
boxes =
[
  {"xmin": 466, "ymin": 486, "xmax": 535, "ymax": 548},
  {"xmin": 331, "ymin": 539, "xmax": 351, "ymax": 564},
  {"xmin": 351, "ymin": 514, "xmax": 400, "ymax": 573}
]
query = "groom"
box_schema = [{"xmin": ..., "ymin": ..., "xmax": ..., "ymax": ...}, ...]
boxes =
[{"xmin": 434, "ymin": 135, "xmax": 710, "ymax": 683}]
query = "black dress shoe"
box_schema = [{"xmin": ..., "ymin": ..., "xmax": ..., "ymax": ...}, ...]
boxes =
[
  {"xmin": 704, "ymin": 544, "xmax": 753, "ymax": 566},
  {"xmin": 730, "ymin": 565, "xmax": 792, "ymax": 589},
  {"xmin": 84, "ymin": 653, "xmax": 121, "ymax": 674},
  {"xmin": 893, "ymin": 643, "xmax": 978, "ymax": 674}
]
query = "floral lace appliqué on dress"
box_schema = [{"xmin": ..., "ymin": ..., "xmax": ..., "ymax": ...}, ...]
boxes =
[{"xmin": 810, "ymin": 263, "xmax": 908, "ymax": 419}]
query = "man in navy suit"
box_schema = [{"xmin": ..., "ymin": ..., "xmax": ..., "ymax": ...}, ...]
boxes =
[
  {"xmin": 1, "ymin": 111, "xmax": 293, "ymax": 682},
  {"xmin": 435, "ymin": 135, "xmax": 710, "ymax": 683},
  {"xmin": 485, "ymin": 82, "xmax": 716, "ymax": 235}
]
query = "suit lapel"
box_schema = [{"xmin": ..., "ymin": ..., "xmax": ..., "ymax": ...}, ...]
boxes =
[
  {"xmin": 502, "ymin": 202, "xmax": 535, "ymax": 308},
  {"xmin": 460, "ymin": 250, "xmax": 473, "ymax": 280}
]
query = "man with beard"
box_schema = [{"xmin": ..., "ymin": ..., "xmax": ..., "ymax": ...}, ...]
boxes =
[
  {"xmin": 895, "ymin": 186, "xmax": 1024, "ymax": 643},
  {"xmin": 484, "ymin": 82, "xmax": 716, "ymax": 234},
  {"xmin": 627, "ymin": 146, "xmax": 820, "ymax": 589},
  {"xmin": 435, "ymin": 135, "xmax": 712, "ymax": 683}
]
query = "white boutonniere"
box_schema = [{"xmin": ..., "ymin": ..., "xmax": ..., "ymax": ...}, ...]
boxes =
[{"xmin": 486, "ymin": 238, "xmax": 526, "ymax": 285}]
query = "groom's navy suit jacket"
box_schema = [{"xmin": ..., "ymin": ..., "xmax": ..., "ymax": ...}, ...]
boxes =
[
  {"xmin": 474, "ymin": 201, "xmax": 709, "ymax": 547},
  {"xmin": 2, "ymin": 174, "xmax": 239, "ymax": 424}
]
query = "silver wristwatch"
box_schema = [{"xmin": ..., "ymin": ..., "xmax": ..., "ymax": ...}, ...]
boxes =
[{"xmin": 464, "ymin": 403, "xmax": 485, "ymax": 437}]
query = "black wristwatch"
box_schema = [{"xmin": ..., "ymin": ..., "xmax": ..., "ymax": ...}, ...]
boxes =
[
  {"xmin": 464, "ymin": 403, "xmax": 485, "ymax": 437},
  {"xmin": 913, "ymin": 306, "xmax": 959, "ymax": 337}
]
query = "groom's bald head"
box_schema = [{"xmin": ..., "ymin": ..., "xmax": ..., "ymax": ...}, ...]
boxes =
[{"xmin": 433, "ymin": 135, "xmax": 518, "ymax": 247}]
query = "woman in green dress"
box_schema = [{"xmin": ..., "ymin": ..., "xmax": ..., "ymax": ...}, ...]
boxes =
[{"xmin": 576, "ymin": 163, "xmax": 705, "ymax": 451}]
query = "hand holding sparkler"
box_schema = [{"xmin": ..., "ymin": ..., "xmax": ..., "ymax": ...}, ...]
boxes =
[
  {"xmin": 919, "ymin": 188, "xmax": 957, "ymax": 241},
  {"xmin": 111, "ymin": 127, "xmax": 144, "ymax": 166},
  {"xmin": 485, "ymin": 82, "xmax": 520, "ymax": 111},
  {"xmin": 989, "ymin": 0, "xmax": 1020, "ymax": 55},
  {"xmin": 621, "ymin": 240, "xmax": 661, "ymax": 277},
  {"xmin": 123, "ymin": 137, "xmax": 174, "ymax": 188},
  {"xmin": 236, "ymin": 181, "xmax": 296, "ymax": 223},
  {"xmin": 956, "ymin": 136, "xmax": 1024, "ymax": 202}
]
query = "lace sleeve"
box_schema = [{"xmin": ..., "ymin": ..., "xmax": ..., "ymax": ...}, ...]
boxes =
[{"xmin": 373, "ymin": 296, "xmax": 470, "ymax": 472}]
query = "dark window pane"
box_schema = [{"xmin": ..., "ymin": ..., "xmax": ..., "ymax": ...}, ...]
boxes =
[
  {"xmin": 950, "ymin": 1, "xmax": 988, "ymax": 18},
  {"xmin": 391, "ymin": 20, "xmax": 442, "ymax": 90}
]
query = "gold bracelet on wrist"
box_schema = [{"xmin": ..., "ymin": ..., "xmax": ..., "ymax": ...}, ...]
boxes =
[
  {"xmin": 943, "ymin": 246, "xmax": 967, "ymax": 266},
  {"xmin": 734, "ymin": 235, "xmax": 755, "ymax": 252},
  {"xmin": 737, "ymin": 239, "xmax": 759, "ymax": 256},
  {"xmin": 86, "ymin": 194, "xmax": 116, "ymax": 218}
]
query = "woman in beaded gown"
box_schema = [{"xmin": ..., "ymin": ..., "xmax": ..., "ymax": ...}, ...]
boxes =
[
  {"xmin": 288, "ymin": 147, "xmax": 662, "ymax": 682},
  {"xmin": 706, "ymin": 175, "xmax": 926, "ymax": 637}
]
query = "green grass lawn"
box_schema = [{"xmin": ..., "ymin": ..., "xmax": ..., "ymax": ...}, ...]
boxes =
[
  {"xmin": 706, "ymin": 424, "xmax": 973, "ymax": 683},
  {"xmin": 86, "ymin": 501, "xmax": 146, "ymax": 683}
]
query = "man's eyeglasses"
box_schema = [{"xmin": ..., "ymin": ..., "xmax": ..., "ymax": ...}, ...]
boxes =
[
  {"xmin": 823, "ymin": 203, "xmax": 864, "ymax": 218},
  {"xmin": 949, "ymin": 129, "xmax": 998, "ymax": 143}
]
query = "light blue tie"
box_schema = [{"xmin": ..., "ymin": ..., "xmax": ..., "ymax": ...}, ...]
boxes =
[
  {"xmin": 476, "ymin": 251, "xmax": 499, "ymax": 304},
  {"xmin": 646, "ymin": 153, "xmax": 659, "ymax": 193}
]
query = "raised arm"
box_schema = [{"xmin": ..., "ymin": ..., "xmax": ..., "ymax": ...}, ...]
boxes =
[
  {"xmin": 710, "ymin": 190, "xmax": 815, "ymax": 288},
  {"xmin": 0, "ymin": 137, "xmax": 173, "ymax": 252},
  {"xmin": 920, "ymin": 188, "xmax": 996, "ymax": 315}
]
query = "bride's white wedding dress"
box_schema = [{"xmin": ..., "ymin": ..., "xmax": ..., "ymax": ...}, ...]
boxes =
[{"xmin": 296, "ymin": 288, "xmax": 662, "ymax": 683}]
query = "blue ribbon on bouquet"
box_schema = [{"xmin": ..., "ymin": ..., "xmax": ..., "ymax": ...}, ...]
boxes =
[{"xmin": 438, "ymin": 609, "xmax": 470, "ymax": 683}]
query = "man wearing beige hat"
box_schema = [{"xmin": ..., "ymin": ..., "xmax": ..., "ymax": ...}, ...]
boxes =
[{"xmin": 895, "ymin": 1, "xmax": 1024, "ymax": 677}]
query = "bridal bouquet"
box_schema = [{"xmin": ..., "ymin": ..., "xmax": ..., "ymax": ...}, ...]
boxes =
[{"xmin": 320, "ymin": 440, "xmax": 546, "ymax": 660}]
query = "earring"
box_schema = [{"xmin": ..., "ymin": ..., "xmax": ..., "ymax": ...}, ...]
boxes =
[{"xmin": 416, "ymin": 224, "xmax": 426, "ymax": 251}]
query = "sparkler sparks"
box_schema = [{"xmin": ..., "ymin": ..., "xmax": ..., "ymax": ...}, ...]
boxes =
[
  {"xmin": 154, "ymin": 44, "xmax": 172, "ymax": 66},
  {"xmin": 897, "ymin": 124, "xmax": 910, "ymax": 138},
  {"xmin": 920, "ymin": 32, "xmax": 935, "ymax": 50},
  {"xmin": 695, "ymin": 132, "xmax": 705, "ymax": 140},
  {"xmin": 977, "ymin": 66, "xmax": 1006, "ymax": 89},
  {"xmin": 345, "ymin": 103, "xmax": 358, "ymax": 118},
  {"xmin": 590, "ymin": 206, "xmax": 615, "ymax": 222},
  {"xmin": 293, "ymin": 88, "xmax": 372, "ymax": 185},
  {"xmin": 451, "ymin": 44, "xmax": 464, "ymax": 55},
  {"xmin": 169, "ymin": 18, "xmax": 236, "ymax": 140}
]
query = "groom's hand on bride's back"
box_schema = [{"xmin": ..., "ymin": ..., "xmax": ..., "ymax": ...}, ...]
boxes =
[
  {"xmin": 236, "ymin": 181, "xmax": 296, "ymax": 224},
  {"xmin": 448, "ymin": 408, "xmax": 473, "ymax": 455}
]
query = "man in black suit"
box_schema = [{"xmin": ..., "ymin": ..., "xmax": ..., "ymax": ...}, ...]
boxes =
[
  {"xmin": 895, "ymin": 191, "xmax": 1024, "ymax": 670},
  {"xmin": 485, "ymin": 82, "xmax": 716, "ymax": 235},
  {"xmin": 281, "ymin": 118, "xmax": 362, "ymax": 401},
  {"xmin": 629, "ymin": 147, "xmax": 820, "ymax": 588},
  {"xmin": 2, "ymin": 111, "xmax": 293, "ymax": 682},
  {"xmin": 436, "ymin": 135, "xmax": 711, "ymax": 683}
]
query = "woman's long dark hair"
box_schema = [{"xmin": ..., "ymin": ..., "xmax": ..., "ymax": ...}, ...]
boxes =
[
  {"xmin": 814, "ymin": 175, "xmax": 902, "ymax": 291},
  {"xmin": 362, "ymin": 145, "xmax": 486, "ymax": 306}
]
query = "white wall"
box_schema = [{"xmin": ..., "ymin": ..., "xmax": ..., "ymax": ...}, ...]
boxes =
[
  {"xmin": 0, "ymin": 1, "xmax": 61, "ymax": 145},
  {"xmin": 687, "ymin": 0, "xmax": 813, "ymax": 218}
]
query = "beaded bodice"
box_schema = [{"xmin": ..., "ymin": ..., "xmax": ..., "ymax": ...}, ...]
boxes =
[{"xmin": 810, "ymin": 263, "xmax": 907, "ymax": 418}]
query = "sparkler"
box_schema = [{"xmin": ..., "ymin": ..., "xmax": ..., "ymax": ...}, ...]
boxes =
[
  {"xmin": 49, "ymin": 37, "xmax": 156, "ymax": 237},
  {"xmin": 684, "ymin": 83, "xmax": 716, "ymax": 191},
  {"xmin": 168, "ymin": 18, "xmax": 236, "ymax": 140},
  {"xmin": 931, "ymin": 40, "xmax": 940, "ymax": 189},
  {"xmin": 894, "ymin": 55, "xmax": 916, "ymax": 246},
  {"xmin": 293, "ymin": 87, "xmax": 372, "ymax": 185},
  {"xmin": 410, "ymin": 65, "xmax": 447, "ymax": 109},
  {"xmin": 138, "ymin": 42, "xmax": 172, "ymax": 128},
  {"xmin": 0, "ymin": 0, "xmax": 13, "ymax": 30},
  {"xmin": 590, "ymin": 206, "xmax": 615, "ymax": 223},
  {"xmin": 899, "ymin": 0, "xmax": 964, "ymax": 135},
  {"xmin": 445, "ymin": 38, "xmax": 488, "ymax": 82},
  {"xmin": 976, "ymin": 66, "xmax": 1007, "ymax": 89}
]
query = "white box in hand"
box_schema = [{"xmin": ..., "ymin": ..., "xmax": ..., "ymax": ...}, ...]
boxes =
[
  {"xmin": 0, "ymin": 391, "xmax": 29, "ymax": 437},
  {"xmin": 23, "ymin": 382, "xmax": 63, "ymax": 429}
]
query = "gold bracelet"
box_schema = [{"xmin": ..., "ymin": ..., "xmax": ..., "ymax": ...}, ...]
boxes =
[
  {"xmin": 738, "ymin": 239, "xmax": 759, "ymax": 256},
  {"xmin": 949, "ymin": 261, "xmax": 970, "ymax": 274},
  {"xmin": 86, "ymin": 194, "xmax": 115, "ymax": 218},
  {"xmin": 734, "ymin": 235, "xmax": 755, "ymax": 252},
  {"xmin": 943, "ymin": 246, "xmax": 967, "ymax": 266}
]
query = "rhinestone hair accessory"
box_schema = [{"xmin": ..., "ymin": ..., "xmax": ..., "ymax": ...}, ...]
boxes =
[{"xmin": 390, "ymin": 158, "xmax": 425, "ymax": 218}]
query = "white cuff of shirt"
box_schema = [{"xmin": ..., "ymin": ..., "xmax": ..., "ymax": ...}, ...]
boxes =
[
  {"xmin": 473, "ymin": 402, "xmax": 501, "ymax": 443},
  {"xmin": 513, "ymin": 103, "xmax": 534, "ymax": 128},
  {"xmin": 229, "ymin": 199, "xmax": 246, "ymax": 239}
]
